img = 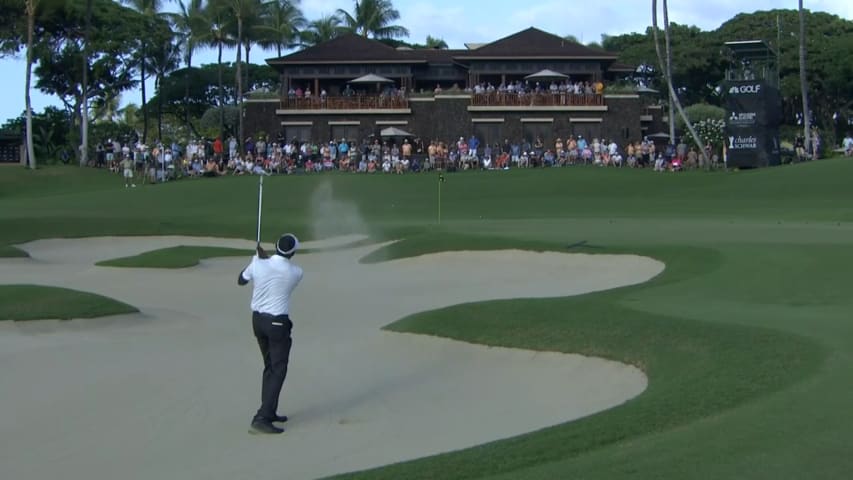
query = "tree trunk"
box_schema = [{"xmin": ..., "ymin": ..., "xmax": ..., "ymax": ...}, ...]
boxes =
[
  {"xmin": 80, "ymin": 0, "xmax": 93, "ymax": 166},
  {"xmin": 157, "ymin": 73, "xmax": 163, "ymax": 141},
  {"xmin": 799, "ymin": 0, "xmax": 811, "ymax": 157},
  {"xmin": 185, "ymin": 48, "xmax": 192, "ymax": 134},
  {"xmin": 663, "ymin": 0, "xmax": 675, "ymax": 143},
  {"xmin": 245, "ymin": 41, "xmax": 251, "ymax": 102},
  {"xmin": 25, "ymin": 1, "xmax": 36, "ymax": 169},
  {"xmin": 141, "ymin": 40, "xmax": 148, "ymax": 144},
  {"xmin": 652, "ymin": 0, "xmax": 710, "ymax": 166},
  {"xmin": 236, "ymin": 15, "xmax": 244, "ymax": 152},
  {"xmin": 217, "ymin": 40, "xmax": 224, "ymax": 138}
]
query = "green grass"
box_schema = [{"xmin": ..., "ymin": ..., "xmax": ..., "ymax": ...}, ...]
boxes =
[
  {"xmin": 0, "ymin": 245, "xmax": 27, "ymax": 257},
  {"xmin": 96, "ymin": 237, "xmax": 378, "ymax": 268},
  {"xmin": 2, "ymin": 161, "xmax": 853, "ymax": 478},
  {"xmin": 97, "ymin": 245, "xmax": 252, "ymax": 268},
  {"xmin": 0, "ymin": 284, "xmax": 138, "ymax": 321}
]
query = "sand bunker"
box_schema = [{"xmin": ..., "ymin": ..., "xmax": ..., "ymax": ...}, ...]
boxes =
[{"xmin": 0, "ymin": 236, "xmax": 663, "ymax": 480}]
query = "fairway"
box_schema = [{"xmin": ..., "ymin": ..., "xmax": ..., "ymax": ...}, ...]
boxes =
[{"xmin": 1, "ymin": 162, "xmax": 852, "ymax": 479}]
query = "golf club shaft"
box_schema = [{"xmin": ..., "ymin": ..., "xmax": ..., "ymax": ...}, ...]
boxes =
[{"xmin": 256, "ymin": 176, "xmax": 263, "ymax": 245}]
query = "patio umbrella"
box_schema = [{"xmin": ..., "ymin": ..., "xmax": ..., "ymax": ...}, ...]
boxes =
[
  {"xmin": 348, "ymin": 74, "xmax": 395, "ymax": 84},
  {"xmin": 380, "ymin": 127, "xmax": 415, "ymax": 138},
  {"xmin": 635, "ymin": 85, "xmax": 660, "ymax": 94},
  {"xmin": 524, "ymin": 69, "xmax": 569, "ymax": 81},
  {"xmin": 646, "ymin": 132, "xmax": 671, "ymax": 139}
]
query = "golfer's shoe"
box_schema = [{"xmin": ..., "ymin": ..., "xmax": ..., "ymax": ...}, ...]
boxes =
[
  {"xmin": 249, "ymin": 421, "xmax": 284, "ymax": 435},
  {"xmin": 273, "ymin": 414, "xmax": 288, "ymax": 423}
]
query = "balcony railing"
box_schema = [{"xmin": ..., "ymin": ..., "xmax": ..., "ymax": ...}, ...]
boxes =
[
  {"xmin": 280, "ymin": 95, "xmax": 409, "ymax": 110},
  {"xmin": 471, "ymin": 92, "xmax": 604, "ymax": 107}
]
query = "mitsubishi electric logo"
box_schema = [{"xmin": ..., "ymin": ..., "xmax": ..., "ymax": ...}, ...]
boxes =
[
  {"xmin": 728, "ymin": 135, "xmax": 758, "ymax": 150},
  {"xmin": 728, "ymin": 84, "xmax": 762, "ymax": 95},
  {"xmin": 729, "ymin": 111, "xmax": 757, "ymax": 126}
]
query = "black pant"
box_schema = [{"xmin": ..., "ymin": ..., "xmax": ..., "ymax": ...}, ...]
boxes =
[{"xmin": 251, "ymin": 312, "xmax": 293, "ymax": 423}]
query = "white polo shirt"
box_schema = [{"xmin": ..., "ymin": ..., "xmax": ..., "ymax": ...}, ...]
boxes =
[{"xmin": 241, "ymin": 255, "xmax": 303, "ymax": 316}]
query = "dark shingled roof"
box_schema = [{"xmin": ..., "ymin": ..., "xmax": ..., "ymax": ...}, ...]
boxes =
[
  {"xmin": 608, "ymin": 61, "xmax": 636, "ymax": 72},
  {"xmin": 268, "ymin": 34, "xmax": 424, "ymax": 64},
  {"xmin": 416, "ymin": 49, "xmax": 468, "ymax": 65},
  {"xmin": 456, "ymin": 27, "xmax": 618, "ymax": 59}
]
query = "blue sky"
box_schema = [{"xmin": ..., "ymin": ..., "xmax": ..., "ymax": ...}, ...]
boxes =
[{"xmin": 1, "ymin": 0, "xmax": 850, "ymax": 123}]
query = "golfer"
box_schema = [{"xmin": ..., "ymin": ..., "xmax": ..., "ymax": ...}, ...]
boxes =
[{"xmin": 238, "ymin": 233, "xmax": 303, "ymax": 434}]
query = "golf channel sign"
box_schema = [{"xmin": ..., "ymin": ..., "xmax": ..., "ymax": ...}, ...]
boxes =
[{"xmin": 728, "ymin": 84, "xmax": 762, "ymax": 95}]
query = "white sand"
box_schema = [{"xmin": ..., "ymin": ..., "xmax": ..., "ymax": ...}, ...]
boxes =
[{"xmin": 0, "ymin": 236, "xmax": 663, "ymax": 480}]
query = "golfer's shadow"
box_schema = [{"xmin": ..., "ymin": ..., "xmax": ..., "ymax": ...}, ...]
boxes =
[{"xmin": 288, "ymin": 361, "xmax": 434, "ymax": 426}]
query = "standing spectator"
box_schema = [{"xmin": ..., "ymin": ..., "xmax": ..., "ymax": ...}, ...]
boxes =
[
  {"xmin": 468, "ymin": 134, "xmax": 479, "ymax": 158},
  {"xmin": 843, "ymin": 133, "xmax": 853, "ymax": 156},
  {"xmin": 121, "ymin": 155, "xmax": 135, "ymax": 188},
  {"xmin": 213, "ymin": 136, "xmax": 224, "ymax": 161},
  {"xmin": 245, "ymin": 136, "xmax": 256, "ymax": 157}
]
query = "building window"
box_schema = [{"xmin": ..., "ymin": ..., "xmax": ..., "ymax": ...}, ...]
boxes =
[
  {"xmin": 331, "ymin": 125, "xmax": 360, "ymax": 143},
  {"xmin": 570, "ymin": 123, "xmax": 602, "ymax": 141},
  {"xmin": 473, "ymin": 123, "xmax": 503, "ymax": 147},
  {"xmin": 522, "ymin": 123, "xmax": 551, "ymax": 143},
  {"xmin": 283, "ymin": 126, "xmax": 311, "ymax": 143}
]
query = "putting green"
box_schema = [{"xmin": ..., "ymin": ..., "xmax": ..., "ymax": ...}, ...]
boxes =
[{"xmin": 2, "ymin": 161, "xmax": 852, "ymax": 479}]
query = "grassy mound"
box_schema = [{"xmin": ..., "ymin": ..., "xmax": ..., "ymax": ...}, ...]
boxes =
[
  {"xmin": 97, "ymin": 245, "xmax": 251, "ymax": 268},
  {"xmin": 0, "ymin": 284, "xmax": 138, "ymax": 321}
]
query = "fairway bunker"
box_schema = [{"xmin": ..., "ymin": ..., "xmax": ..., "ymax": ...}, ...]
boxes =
[{"xmin": 0, "ymin": 236, "xmax": 663, "ymax": 480}]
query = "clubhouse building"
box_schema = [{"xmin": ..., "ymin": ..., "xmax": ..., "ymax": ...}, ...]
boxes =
[{"xmin": 246, "ymin": 27, "xmax": 664, "ymax": 146}]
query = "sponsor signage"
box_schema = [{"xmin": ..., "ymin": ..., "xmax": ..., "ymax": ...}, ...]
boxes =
[
  {"xmin": 728, "ymin": 84, "xmax": 762, "ymax": 95},
  {"xmin": 728, "ymin": 135, "xmax": 759, "ymax": 150},
  {"xmin": 728, "ymin": 111, "xmax": 757, "ymax": 127}
]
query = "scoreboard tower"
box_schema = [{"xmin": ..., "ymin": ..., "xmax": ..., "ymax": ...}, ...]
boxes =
[{"xmin": 722, "ymin": 40, "xmax": 783, "ymax": 168}]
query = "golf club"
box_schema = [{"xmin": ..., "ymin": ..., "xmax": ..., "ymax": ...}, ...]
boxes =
[{"xmin": 255, "ymin": 175, "xmax": 268, "ymax": 258}]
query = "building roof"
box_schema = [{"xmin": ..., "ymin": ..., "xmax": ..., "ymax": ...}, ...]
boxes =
[
  {"xmin": 455, "ymin": 27, "xmax": 618, "ymax": 60},
  {"xmin": 266, "ymin": 28, "xmax": 619, "ymax": 68},
  {"xmin": 268, "ymin": 34, "xmax": 425, "ymax": 65}
]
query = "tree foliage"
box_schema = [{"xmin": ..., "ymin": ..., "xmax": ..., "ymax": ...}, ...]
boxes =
[
  {"xmin": 604, "ymin": 8, "xmax": 852, "ymax": 138},
  {"xmin": 336, "ymin": 0, "xmax": 409, "ymax": 40}
]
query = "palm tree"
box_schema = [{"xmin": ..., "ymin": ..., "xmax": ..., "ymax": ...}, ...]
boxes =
[
  {"xmin": 122, "ymin": 0, "xmax": 169, "ymax": 144},
  {"xmin": 92, "ymin": 95, "xmax": 121, "ymax": 123},
  {"xmin": 169, "ymin": 0, "xmax": 208, "ymax": 132},
  {"xmin": 237, "ymin": 0, "xmax": 267, "ymax": 102},
  {"xmin": 149, "ymin": 39, "xmax": 182, "ymax": 140},
  {"xmin": 663, "ymin": 0, "xmax": 674, "ymax": 142},
  {"xmin": 257, "ymin": 0, "xmax": 306, "ymax": 57},
  {"xmin": 24, "ymin": 0, "xmax": 40, "ymax": 169},
  {"xmin": 299, "ymin": 14, "xmax": 343, "ymax": 47},
  {"xmin": 81, "ymin": 0, "xmax": 93, "ymax": 166},
  {"xmin": 799, "ymin": 0, "xmax": 811, "ymax": 157},
  {"xmin": 651, "ymin": 0, "xmax": 710, "ymax": 166},
  {"xmin": 220, "ymin": 0, "xmax": 264, "ymax": 149},
  {"xmin": 336, "ymin": 0, "xmax": 409, "ymax": 39},
  {"xmin": 423, "ymin": 35, "xmax": 447, "ymax": 49},
  {"xmin": 205, "ymin": 1, "xmax": 231, "ymax": 136}
]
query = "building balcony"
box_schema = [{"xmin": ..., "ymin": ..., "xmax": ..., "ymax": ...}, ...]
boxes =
[
  {"xmin": 468, "ymin": 92, "xmax": 607, "ymax": 112},
  {"xmin": 277, "ymin": 95, "xmax": 410, "ymax": 115}
]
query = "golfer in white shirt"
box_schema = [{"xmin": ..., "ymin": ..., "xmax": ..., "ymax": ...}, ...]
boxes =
[{"xmin": 238, "ymin": 233, "xmax": 303, "ymax": 434}]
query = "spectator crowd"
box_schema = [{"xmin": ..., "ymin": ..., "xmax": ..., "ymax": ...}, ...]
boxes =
[{"xmin": 103, "ymin": 130, "xmax": 727, "ymax": 187}]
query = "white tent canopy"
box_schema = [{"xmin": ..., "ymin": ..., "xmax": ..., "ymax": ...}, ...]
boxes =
[
  {"xmin": 524, "ymin": 69, "xmax": 569, "ymax": 81},
  {"xmin": 349, "ymin": 74, "xmax": 395, "ymax": 84},
  {"xmin": 380, "ymin": 127, "xmax": 415, "ymax": 137}
]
